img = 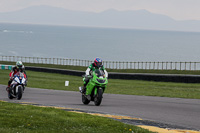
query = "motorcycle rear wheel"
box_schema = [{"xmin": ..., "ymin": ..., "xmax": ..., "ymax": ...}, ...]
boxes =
[
  {"xmin": 7, "ymin": 87, "xmax": 14, "ymax": 99},
  {"xmin": 8, "ymin": 92, "xmax": 14, "ymax": 99},
  {"xmin": 82, "ymin": 94, "xmax": 90, "ymax": 105}
]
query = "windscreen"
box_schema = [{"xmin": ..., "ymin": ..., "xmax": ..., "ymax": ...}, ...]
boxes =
[{"xmin": 95, "ymin": 69, "xmax": 105, "ymax": 77}]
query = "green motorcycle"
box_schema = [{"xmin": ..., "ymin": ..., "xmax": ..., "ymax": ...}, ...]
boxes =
[{"xmin": 79, "ymin": 69, "xmax": 108, "ymax": 106}]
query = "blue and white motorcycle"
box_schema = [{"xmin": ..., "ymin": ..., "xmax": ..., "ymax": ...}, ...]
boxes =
[{"xmin": 8, "ymin": 72, "xmax": 27, "ymax": 100}]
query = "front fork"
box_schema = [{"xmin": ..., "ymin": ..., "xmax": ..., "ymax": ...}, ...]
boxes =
[{"xmin": 11, "ymin": 85, "xmax": 24, "ymax": 94}]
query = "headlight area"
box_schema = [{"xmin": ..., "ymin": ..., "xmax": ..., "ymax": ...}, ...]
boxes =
[{"xmin": 96, "ymin": 79, "xmax": 106, "ymax": 83}]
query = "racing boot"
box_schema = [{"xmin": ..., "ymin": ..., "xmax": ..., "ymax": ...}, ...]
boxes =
[
  {"xmin": 7, "ymin": 80, "xmax": 12, "ymax": 93},
  {"xmin": 81, "ymin": 85, "xmax": 86, "ymax": 94}
]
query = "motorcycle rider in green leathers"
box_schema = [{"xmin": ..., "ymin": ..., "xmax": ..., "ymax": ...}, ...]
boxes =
[{"xmin": 82, "ymin": 58, "xmax": 108, "ymax": 93}]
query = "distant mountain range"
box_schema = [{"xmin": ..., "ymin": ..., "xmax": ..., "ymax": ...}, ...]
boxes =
[{"xmin": 0, "ymin": 5, "xmax": 200, "ymax": 32}]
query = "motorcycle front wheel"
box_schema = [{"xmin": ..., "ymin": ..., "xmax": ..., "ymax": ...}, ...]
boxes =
[
  {"xmin": 16, "ymin": 86, "xmax": 23, "ymax": 100},
  {"xmin": 94, "ymin": 87, "xmax": 103, "ymax": 106}
]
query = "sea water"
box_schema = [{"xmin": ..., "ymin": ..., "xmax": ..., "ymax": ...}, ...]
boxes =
[{"xmin": 0, "ymin": 23, "xmax": 200, "ymax": 62}]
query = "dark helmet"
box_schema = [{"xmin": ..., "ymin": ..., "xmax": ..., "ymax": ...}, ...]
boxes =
[{"xmin": 94, "ymin": 58, "xmax": 102, "ymax": 68}]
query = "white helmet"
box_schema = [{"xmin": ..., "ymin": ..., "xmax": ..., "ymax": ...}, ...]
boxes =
[{"xmin": 16, "ymin": 61, "xmax": 23, "ymax": 69}]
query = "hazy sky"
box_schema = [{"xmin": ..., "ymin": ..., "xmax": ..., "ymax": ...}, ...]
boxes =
[{"xmin": 0, "ymin": 0, "xmax": 199, "ymax": 20}]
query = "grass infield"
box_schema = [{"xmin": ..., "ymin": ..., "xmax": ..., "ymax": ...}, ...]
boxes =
[{"xmin": 0, "ymin": 101, "xmax": 154, "ymax": 133}]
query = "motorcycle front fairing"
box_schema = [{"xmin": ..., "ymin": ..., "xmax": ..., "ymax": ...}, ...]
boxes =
[
  {"xmin": 11, "ymin": 73, "xmax": 26, "ymax": 93},
  {"xmin": 86, "ymin": 70, "xmax": 108, "ymax": 96}
]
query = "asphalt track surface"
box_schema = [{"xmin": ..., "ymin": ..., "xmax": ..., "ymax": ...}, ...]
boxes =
[{"xmin": 0, "ymin": 84, "xmax": 200, "ymax": 131}]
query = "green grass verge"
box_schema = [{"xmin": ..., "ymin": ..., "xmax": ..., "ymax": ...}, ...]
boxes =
[
  {"xmin": 1, "ymin": 61, "xmax": 200, "ymax": 75},
  {"xmin": 1, "ymin": 69, "xmax": 200, "ymax": 99},
  {"xmin": 0, "ymin": 101, "xmax": 153, "ymax": 133}
]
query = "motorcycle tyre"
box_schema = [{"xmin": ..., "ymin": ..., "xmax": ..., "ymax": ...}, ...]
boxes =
[
  {"xmin": 82, "ymin": 94, "xmax": 90, "ymax": 105},
  {"xmin": 16, "ymin": 86, "xmax": 23, "ymax": 100},
  {"xmin": 7, "ymin": 87, "xmax": 14, "ymax": 99},
  {"xmin": 8, "ymin": 92, "xmax": 14, "ymax": 99},
  {"xmin": 94, "ymin": 88, "xmax": 103, "ymax": 106}
]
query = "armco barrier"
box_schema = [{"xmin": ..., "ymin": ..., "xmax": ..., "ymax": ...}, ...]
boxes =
[
  {"xmin": 0, "ymin": 64, "xmax": 13, "ymax": 70},
  {"xmin": 108, "ymin": 72, "xmax": 200, "ymax": 83},
  {"xmin": 25, "ymin": 66, "xmax": 85, "ymax": 77},
  {"xmin": 25, "ymin": 66, "xmax": 200, "ymax": 83}
]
